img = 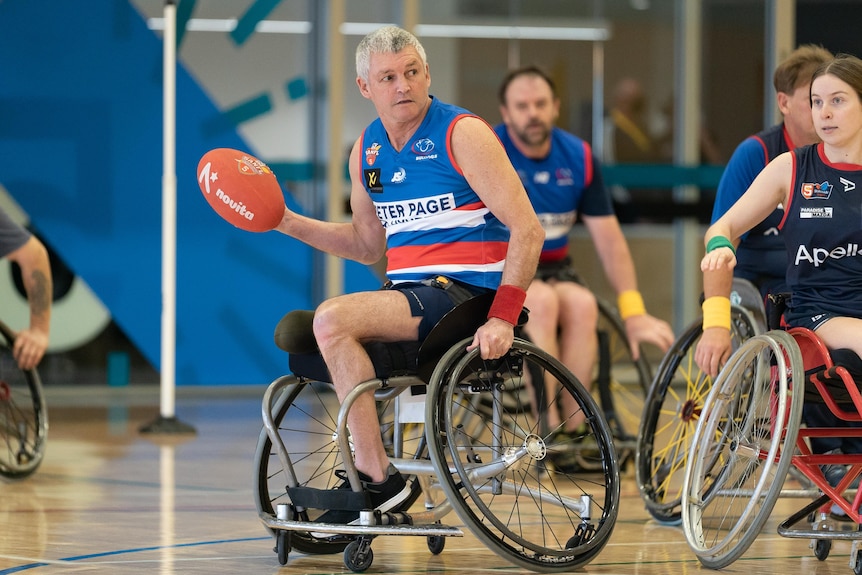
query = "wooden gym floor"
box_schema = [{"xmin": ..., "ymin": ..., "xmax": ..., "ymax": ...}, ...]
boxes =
[{"xmin": 2, "ymin": 384, "xmax": 859, "ymax": 575}]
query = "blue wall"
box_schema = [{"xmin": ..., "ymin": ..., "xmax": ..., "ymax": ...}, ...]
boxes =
[{"xmin": 0, "ymin": 0, "xmax": 378, "ymax": 384}]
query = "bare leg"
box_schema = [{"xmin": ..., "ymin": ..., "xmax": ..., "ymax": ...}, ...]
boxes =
[
  {"xmin": 313, "ymin": 290, "xmax": 420, "ymax": 483},
  {"xmin": 523, "ymin": 280, "xmax": 563, "ymax": 429},
  {"xmin": 555, "ymin": 281, "xmax": 598, "ymax": 431}
]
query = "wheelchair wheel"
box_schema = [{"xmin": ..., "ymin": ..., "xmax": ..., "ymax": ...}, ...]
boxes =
[
  {"xmin": 426, "ymin": 337, "xmax": 619, "ymax": 572},
  {"xmin": 252, "ymin": 377, "xmax": 426, "ymax": 555},
  {"xmin": 681, "ymin": 330, "xmax": 804, "ymax": 569},
  {"xmin": 0, "ymin": 320, "xmax": 48, "ymax": 480},
  {"xmin": 593, "ymin": 298, "xmax": 652, "ymax": 466},
  {"xmin": 636, "ymin": 307, "xmax": 758, "ymax": 524}
]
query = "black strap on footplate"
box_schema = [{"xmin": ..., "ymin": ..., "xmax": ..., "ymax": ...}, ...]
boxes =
[{"xmin": 286, "ymin": 485, "xmax": 371, "ymax": 511}]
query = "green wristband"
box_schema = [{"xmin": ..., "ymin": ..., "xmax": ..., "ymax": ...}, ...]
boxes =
[{"xmin": 706, "ymin": 235, "xmax": 736, "ymax": 255}]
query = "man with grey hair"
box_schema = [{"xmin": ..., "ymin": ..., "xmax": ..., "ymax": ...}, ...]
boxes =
[{"xmin": 273, "ymin": 26, "xmax": 543, "ymax": 528}]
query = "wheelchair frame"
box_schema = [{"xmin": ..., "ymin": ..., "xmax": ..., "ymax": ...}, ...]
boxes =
[
  {"xmin": 681, "ymin": 325, "xmax": 862, "ymax": 573},
  {"xmin": 253, "ymin": 293, "xmax": 621, "ymax": 573}
]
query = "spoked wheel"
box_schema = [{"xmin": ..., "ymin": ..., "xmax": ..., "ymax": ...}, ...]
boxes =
[
  {"xmin": 426, "ymin": 337, "xmax": 620, "ymax": 572},
  {"xmin": 636, "ymin": 307, "xmax": 758, "ymax": 524},
  {"xmin": 252, "ymin": 378, "xmax": 426, "ymax": 556},
  {"xmin": 681, "ymin": 330, "xmax": 804, "ymax": 569},
  {"xmin": 0, "ymin": 320, "xmax": 47, "ymax": 480}
]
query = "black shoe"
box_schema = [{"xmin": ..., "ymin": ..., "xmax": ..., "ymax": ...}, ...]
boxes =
[{"xmin": 311, "ymin": 464, "xmax": 410, "ymax": 536}]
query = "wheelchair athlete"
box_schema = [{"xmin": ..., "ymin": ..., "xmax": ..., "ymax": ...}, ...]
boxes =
[
  {"xmin": 271, "ymin": 26, "xmax": 543, "ymax": 527},
  {"xmin": 697, "ymin": 54, "xmax": 862, "ymax": 508},
  {"xmin": 494, "ymin": 66, "xmax": 674, "ymax": 468}
]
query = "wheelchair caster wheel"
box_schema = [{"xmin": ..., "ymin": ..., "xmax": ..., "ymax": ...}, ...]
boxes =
[
  {"xmin": 275, "ymin": 531, "xmax": 290, "ymax": 565},
  {"xmin": 344, "ymin": 539, "xmax": 373, "ymax": 572},
  {"xmin": 427, "ymin": 535, "xmax": 445, "ymax": 555},
  {"xmin": 812, "ymin": 538, "xmax": 830, "ymax": 561}
]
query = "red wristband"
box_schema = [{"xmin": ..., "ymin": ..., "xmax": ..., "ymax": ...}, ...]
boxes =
[{"xmin": 488, "ymin": 284, "xmax": 527, "ymax": 326}]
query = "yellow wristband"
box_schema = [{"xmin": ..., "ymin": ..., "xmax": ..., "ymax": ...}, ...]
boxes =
[
  {"xmin": 702, "ymin": 296, "xmax": 731, "ymax": 330},
  {"xmin": 617, "ymin": 290, "xmax": 646, "ymax": 320}
]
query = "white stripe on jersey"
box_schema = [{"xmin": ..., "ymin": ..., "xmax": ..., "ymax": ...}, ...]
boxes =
[
  {"xmin": 382, "ymin": 206, "xmax": 490, "ymax": 235},
  {"xmin": 389, "ymin": 261, "xmax": 506, "ymax": 277}
]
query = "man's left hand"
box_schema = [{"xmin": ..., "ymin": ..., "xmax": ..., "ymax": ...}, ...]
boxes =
[
  {"xmin": 624, "ymin": 314, "xmax": 674, "ymax": 360},
  {"xmin": 468, "ymin": 317, "xmax": 515, "ymax": 359}
]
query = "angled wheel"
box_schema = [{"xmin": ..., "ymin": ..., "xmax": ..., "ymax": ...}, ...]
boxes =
[
  {"xmin": 681, "ymin": 330, "xmax": 804, "ymax": 569},
  {"xmin": 636, "ymin": 306, "xmax": 758, "ymax": 524},
  {"xmin": 426, "ymin": 337, "xmax": 620, "ymax": 572},
  {"xmin": 0, "ymin": 320, "xmax": 47, "ymax": 480},
  {"xmin": 252, "ymin": 378, "xmax": 426, "ymax": 555}
]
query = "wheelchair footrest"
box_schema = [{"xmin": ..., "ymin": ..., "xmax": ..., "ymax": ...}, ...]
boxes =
[
  {"xmin": 777, "ymin": 494, "xmax": 862, "ymax": 540},
  {"xmin": 260, "ymin": 510, "xmax": 464, "ymax": 537},
  {"xmin": 287, "ymin": 485, "xmax": 370, "ymax": 511}
]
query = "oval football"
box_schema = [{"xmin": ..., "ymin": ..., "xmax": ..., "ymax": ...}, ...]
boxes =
[{"xmin": 196, "ymin": 148, "xmax": 283, "ymax": 232}]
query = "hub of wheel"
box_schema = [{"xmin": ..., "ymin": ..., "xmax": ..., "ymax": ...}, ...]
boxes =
[
  {"xmin": 524, "ymin": 433, "xmax": 547, "ymax": 460},
  {"xmin": 680, "ymin": 399, "xmax": 701, "ymax": 422}
]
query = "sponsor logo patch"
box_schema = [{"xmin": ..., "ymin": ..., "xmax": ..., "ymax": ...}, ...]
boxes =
[
  {"xmin": 365, "ymin": 143, "xmax": 381, "ymax": 166},
  {"xmin": 364, "ymin": 168, "xmax": 383, "ymax": 193},
  {"xmin": 800, "ymin": 206, "xmax": 833, "ymax": 219},
  {"xmin": 801, "ymin": 181, "xmax": 832, "ymax": 199}
]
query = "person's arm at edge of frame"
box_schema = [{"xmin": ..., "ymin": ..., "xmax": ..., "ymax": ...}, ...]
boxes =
[
  {"xmin": 452, "ymin": 116, "xmax": 545, "ymax": 360},
  {"xmin": 695, "ymin": 151, "xmax": 793, "ymax": 377},
  {"xmin": 6, "ymin": 235, "xmax": 52, "ymax": 370},
  {"xmin": 694, "ymin": 137, "xmax": 766, "ymax": 377},
  {"xmin": 583, "ymin": 213, "xmax": 675, "ymax": 360},
  {"xmin": 273, "ymin": 137, "xmax": 387, "ymax": 265}
]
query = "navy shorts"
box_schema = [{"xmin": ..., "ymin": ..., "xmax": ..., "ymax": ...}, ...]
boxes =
[
  {"xmin": 391, "ymin": 284, "xmax": 459, "ymax": 340},
  {"xmin": 784, "ymin": 302, "xmax": 835, "ymax": 331}
]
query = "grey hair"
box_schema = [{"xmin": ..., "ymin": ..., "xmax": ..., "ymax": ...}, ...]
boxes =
[{"xmin": 355, "ymin": 26, "xmax": 427, "ymax": 81}]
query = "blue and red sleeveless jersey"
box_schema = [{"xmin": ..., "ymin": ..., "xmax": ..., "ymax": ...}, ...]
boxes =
[
  {"xmin": 360, "ymin": 97, "xmax": 509, "ymax": 289},
  {"xmin": 713, "ymin": 123, "xmax": 793, "ymax": 287},
  {"xmin": 494, "ymin": 125, "xmax": 612, "ymax": 263}
]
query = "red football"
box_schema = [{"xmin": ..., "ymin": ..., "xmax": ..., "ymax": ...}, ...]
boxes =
[{"xmin": 196, "ymin": 148, "xmax": 284, "ymax": 232}]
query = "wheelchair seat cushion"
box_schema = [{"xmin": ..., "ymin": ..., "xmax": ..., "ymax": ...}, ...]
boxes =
[{"xmin": 289, "ymin": 340, "xmax": 421, "ymax": 384}]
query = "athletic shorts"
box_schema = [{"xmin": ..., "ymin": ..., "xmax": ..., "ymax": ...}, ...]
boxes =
[
  {"xmin": 390, "ymin": 284, "xmax": 461, "ymax": 340},
  {"xmin": 784, "ymin": 302, "xmax": 835, "ymax": 331}
]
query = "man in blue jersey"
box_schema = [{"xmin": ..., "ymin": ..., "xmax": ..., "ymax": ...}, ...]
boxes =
[
  {"xmin": 495, "ymin": 66, "xmax": 674, "ymax": 450},
  {"xmin": 0, "ymin": 206, "xmax": 52, "ymax": 369},
  {"xmin": 707, "ymin": 44, "xmax": 833, "ymax": 303},
  {"xmin": 274, "ymin": 27, "xmax": 544, "ymax": 525}
]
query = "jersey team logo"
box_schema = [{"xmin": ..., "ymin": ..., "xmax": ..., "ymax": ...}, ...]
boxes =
[
  {"xmin": 411, "ymin": 138, "xmax": 437, "ymax": 161},
  {"xmin": 801, "ymin": 181, "xmax": 832, "ymax": 199},
  {"xmin": 365, "ymin": 143, "xmax": 381, "ymax": 166}
]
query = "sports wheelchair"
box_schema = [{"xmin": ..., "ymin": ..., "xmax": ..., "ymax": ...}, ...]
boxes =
[
  {"xmin": 0, "ymin": 318, "xmax": 48, "ymax": 480},
  {"xmin": 635, "ymin": 278, "xmax": 767, "ymax": 524},
  {"xmin": 253, "ymin": 291, "xmax": 620, "ymax": 572},
  {"xmin": 680, "ymin": 296, "xmax": 862, "ymax": 572}
]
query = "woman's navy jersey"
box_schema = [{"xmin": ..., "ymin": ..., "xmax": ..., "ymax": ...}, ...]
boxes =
[
  {"xmin": 780, "ymin": 143, "xmax": 862, "ymax": 322},
  {"xmin": 359, "ymin": 97, "xmax": 510, "ymax": 290}
]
